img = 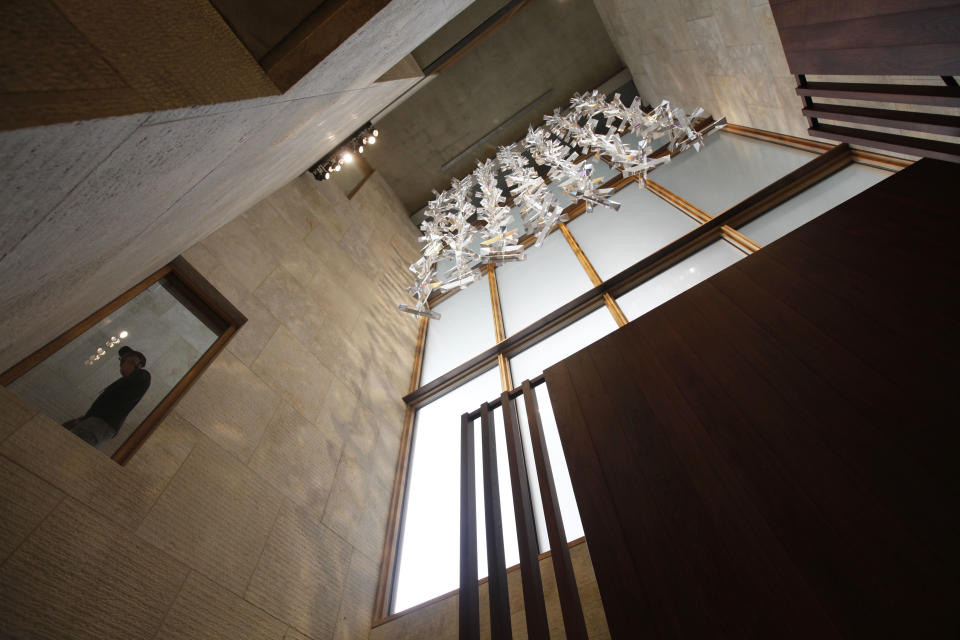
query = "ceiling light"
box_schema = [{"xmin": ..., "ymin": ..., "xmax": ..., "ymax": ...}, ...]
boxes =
[
  {"xmin": 342, "ymin": 152, "xmax": 353, "ymax": 163},
  {"xmin": 358, "ymin": 145, "xmax": 364, "ymax": 154},
  {"xmin": 119, "ymin": 330, "xmax": 128, "ymax": 339},
  {"xmin": 335, "ymin": 164, "xmax": 341, "ymax": 172},
  {"xmin": 324, "ymin": 171, "xmax": 331, "ymax": 179},
  {"xmin": 373, "ymin": 129, "xmax": 379, "ymax": 137},
  {"xmin": 368, "ymin": 136, "xmax": 376, "ymax": 145}
]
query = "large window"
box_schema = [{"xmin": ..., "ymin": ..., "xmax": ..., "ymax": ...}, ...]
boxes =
[{"xmin": 386, "ymin": 126, "xmax": 903, "ymax": 614}]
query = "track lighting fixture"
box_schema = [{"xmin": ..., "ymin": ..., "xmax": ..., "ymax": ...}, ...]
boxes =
[{"xmin": 307, "ymin": 122, "xmax": 382, "ymax": 182}]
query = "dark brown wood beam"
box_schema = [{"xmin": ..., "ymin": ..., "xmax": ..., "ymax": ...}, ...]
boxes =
[
  {"xmin": 796, "ymin": 82, "xmax": 960, "ymax": 107},
  {"xmin": 811, "ymin": 124, "xmax": 960, "ymax": 163},
  {"xmin": 500, "ymin": 391, "xmax": 550, "ymax": 640},
  {"xmin": 261, "ymin": 0, "xmax": 392, "ymax": 92},
  {"xmin": 522, "ymin": 380, "xmax": 588, "ymax": 640},
  {"xmin": 459, "ymin": 412, "xmax": 480, "ymax": 640},
  {"xmin": 480, "ymin": 403, "xmax": 513, "ymax": 640},
  {"xmin": 803, "ymin": 103, "xmax": 960, "ymax": 137}
]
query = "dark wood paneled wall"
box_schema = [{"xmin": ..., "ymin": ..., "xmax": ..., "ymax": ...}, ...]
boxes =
[
  {"xmin": 771, "ymin": 0, "xmax": 960, "ymax": 75},
  {"xmin": 545, "ymin": 159, "xmax": 960, "ymax": 638}
]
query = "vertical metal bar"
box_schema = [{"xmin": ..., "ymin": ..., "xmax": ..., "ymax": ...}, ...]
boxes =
[
  {"xmin": 480, "ymin": 403, "xmax": 513, "ymax": 639},
  {"xmin": 460, "ymin": 413, "xmax": 480, "ymax": 640},
  {"xmin": 501, "ymin": 391, "xmax": 551, "ymax": 639},
  {"xmin": 522, "ymin": 380, "xmax": 589, "ymax": 640}
]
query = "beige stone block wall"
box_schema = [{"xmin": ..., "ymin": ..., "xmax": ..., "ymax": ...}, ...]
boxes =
[
  {"xmin": 370, "ymin": 541, "xmax": 611, "ymax": 640},
  {"xmin": 0, "ymin": 171, "xmax": 420, "ymax": 639},
  {"xmin": 593, "ymin": 0, "xmax": 809, "ymax": 138}
]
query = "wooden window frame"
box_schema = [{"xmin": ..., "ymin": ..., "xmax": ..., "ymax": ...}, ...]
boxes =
[
  {"xmin": 373, "ymin": 123, "xmax": 910, "ymax": 623},
  {"xmin": 0, "ymin": 256, "xmax": 246, "ymax": 466}
]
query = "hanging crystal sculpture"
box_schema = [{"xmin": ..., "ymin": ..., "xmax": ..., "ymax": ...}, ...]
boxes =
[
  {"xmin": 473, "ymin": 158, "xmax": 524, "ymax": 264},
  {"xmin": 399, "ymin": 87, "xmax": 724, "ymax": 319}
]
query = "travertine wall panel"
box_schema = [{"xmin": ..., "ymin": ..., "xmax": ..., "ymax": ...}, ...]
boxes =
[
  {"xmin": 0, "ymin": 170, "xmax": 420, "ymax": 638},
  {"xmin": 136, "ymin": 438, "xmax": 284, "ymax": 595},
  {"xmin": 247, "ymin": 401, "xmax": 343, "ymax": 513},
  {"xmin": 0, "ymin": 387, "xmax": 35, "ymax": 441},
  {"xmin": 251, "ymin": 326, "xmax": 334, "ymax": 425},
  {"xmin": 593, "ymin": 0, "xmax": 809, "ymax": 138},
  {"xmin": 156, "ymin": 571, "xmax": 288, "ymax": 640},
  {"xmin": 246, "ymin": 502, "xmax": 353, "ymax": 639},
  {"xmin": 0, "ymin": 413, "xmax": 177, "ymax": 529},
  {"xmin": 335, "ymin": 549, "xmax": 381, "ymax": 640},
  {"xmin": 0, "ymin": 457, "xmax": 62, "ymax": 561},
  {"xmin": 174, "ymin": 349, "xmax": 282, "ymax": 462},
  {"xmin": 0, "ymin": 499, "xmax": 189, "ymax": 640}
]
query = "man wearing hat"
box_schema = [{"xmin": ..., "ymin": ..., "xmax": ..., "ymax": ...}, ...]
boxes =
[{"xmin": 62, "ymin": 346, "xmax": 151, "ymax": 446}]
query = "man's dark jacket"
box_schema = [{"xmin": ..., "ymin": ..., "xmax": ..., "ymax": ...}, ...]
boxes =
[{"xmin": 84, "ymin": 368, "xmax": 151, "ymax": 430}]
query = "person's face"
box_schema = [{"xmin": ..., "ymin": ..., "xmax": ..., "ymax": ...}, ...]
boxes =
[{"xmin": 120, "ymin": 354, "xmax": 140, "ymax": 377}]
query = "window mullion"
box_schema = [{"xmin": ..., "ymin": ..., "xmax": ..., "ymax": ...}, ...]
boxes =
[
  {"xmin": 647, "ymin": 179, "xmax": 712, "ymax": 224},
  {"xmin": 559, "ymin": 222, "xmax": 628, "ymax": 327},
  {"xmin": 486, "ymin": 264, "xmax": 513, "ymax": 391},
  {"xmin": 720, "ymin": 226, "xmax": 763, "ymax": 254}
]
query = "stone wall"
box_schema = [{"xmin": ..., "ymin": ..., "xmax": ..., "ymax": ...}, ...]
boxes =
[
  {"xmin": 0, "ymin": 171, "xmax": 419, "ymax": 639},
  {"xmin": 593, "ymin": 0, "xmax": 809, "ymax": 138}
]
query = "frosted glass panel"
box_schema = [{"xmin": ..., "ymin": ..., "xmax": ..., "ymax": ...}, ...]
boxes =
[
  {"xmin": 420, "ymin": 278, "xmax": 496, "ymax": 384},
  {"xmin": 496, "ymin": 228, "xmax": 594, "ymax": 335},
  {"xmin": 620, "ymin": 131, "xmax": 667, "ymax": 153},
  {"xmin": 546, "ymin": 178, "xmax": 575, "ymax": 210},
  {"xmin": 617, "ymin": 240, "xmax": 745, "ymax": 321},
  {"xmin": 739, "ymin": 164, "xmax": 890, "ymax": 245},
  {"xmin": 567, "ymin": 185, "xmax": 699, "ymax": 280},
  {"xmin": 587, "ymin": 157, "xmax": 618, "ymax": 183},
  {"xmin": 509, "ymin": 307, "xmax": 618, "ymax": 552},
  {"xmin": 651, "ymin": 133, "xmax": 813, "ymax": 214},
  {"xmin": 394, "ymin": 368, "xmax": 502, "ymax": 612},
  {"xmin": 510, "ymin": 307, "xmax": 619, "ymax": 384},
  {"xmin": 515, "ymin": 384, "xmax": 585, "ymax": 551}
]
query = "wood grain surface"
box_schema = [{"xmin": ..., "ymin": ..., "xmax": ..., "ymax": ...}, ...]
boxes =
[{"xmin": 545, "ymin": 159, "xmax": 960, "ymax": 638}]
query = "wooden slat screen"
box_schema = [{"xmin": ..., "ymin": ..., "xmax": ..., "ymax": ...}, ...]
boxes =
[
  {"xmin": 521, "ymin": 381, "xmax": 588, "ymax": 640},
  {"xmin": 459, "ymin": 413, "xmax": 480, "ymax": 640},
  {"xmin": 772, "ymin": 0, "xmax": 960, "ymax": 162},
  {"xmin": 479, "ymin": 403, "xmax": 512, "ymax": 640},
  {"xmin": 500, "ymin": 390, "xmax": 550, "ymax": 639}
]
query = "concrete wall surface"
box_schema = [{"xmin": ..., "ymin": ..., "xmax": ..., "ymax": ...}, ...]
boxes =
[
  {"xmin": 371, "ymin": 541, "xmax": 610, "ymax": 640},
  {"xmin": 0, "ymin": 0, "xmax": 473, "ymax": 379},
  {"xmin": 365, "ymin": 0, "xmax": 624, "ymax": 213},
  {"xmin": 0, "ymin": 172, "xmax": 420, "ymax": 640}
]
